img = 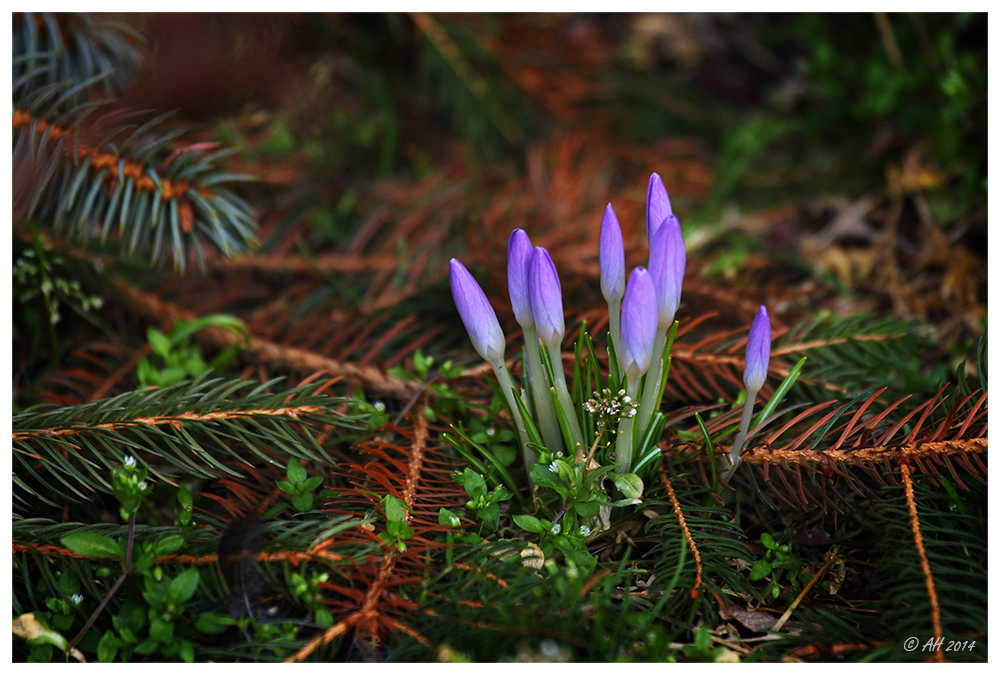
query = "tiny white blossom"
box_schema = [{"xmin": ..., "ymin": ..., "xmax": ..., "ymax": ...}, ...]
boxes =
[
  {"xmin": 71, "ymin": 594, "xmax": 84, "ymax": 605},
  {"xmin": 373, "ymin": 401, "xmax": 386, "ymax": 412},
  {"xmin": 123, "ymin": 456, "xmax": 136, "ymax": 468},
  {"xmin": 485, "ymin": 427, "xmax": 495, "ymax": 437},
  {"xmin": 137, "ymin": 481, "xmax": 148, "ymax": 490},
  {"xmin": 549, "ymin": 461, "xmax": 559, "ymax": 473},
  {"xmin": 579, "ymin": 525, "xmax": 591, "ymax": 537},
  {"xmin": 551, "ymin": 523, "xmax": 561, "ymax": 535},
  {"xmin": 448, "ymin": 516, "xmax": 461, "ymax": 527},
  {"xmin": 623, "ymin": 395, "xmax": 632, "ymax": 404}
]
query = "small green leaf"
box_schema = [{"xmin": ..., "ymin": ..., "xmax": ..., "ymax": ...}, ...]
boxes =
[
  {"xmin": 149, "ymin": 617, "xmax": 173, "ymax": 643},
  {"xmin": 462, "ymin": 468, "xmax": 487, "ymax": 500},
  {"xmin": 275, "ymin": 480, "xmax": 296, "ymax": 495},
  {"xmin": 286, "ymin": 459, "xmax": 307, "ymax": 484},
  {"xmin": 529, "ymin": 463, "xmax": 568, "ymax": 492},
  {"xmin": 179, "ymin": 640, "xmax": 195, "ymax": 663},
  {"xmin": 291, "ymin": 492, "xmax": 314, "ymax": 512},
  {"xmin": 749, "ymin": 559, "xmax": 772, "ymax": 581},
  {"xmin": 607, "ymin": 472, "xmax": 644, "ymax": 503},
  {"xmin": 147, "ymin": 329, "xmax": 172, "ymax": 358},
  {"xmin": 573, "ymin": 499, "xmax": 601, "ymax": 519},
  {"xmin": 438, "ymin": 507, "xmax": 462, "ymax": 528},
  {"xmin": 301, "ymin": 475, "xmax": 324, "ymax": 492},
  {"xmin": 157, "ymin": 367, "xmax": 189, "ymax": 387},
  {"xmin": 315, "ymin": 607, "xmax": 333, "ymax": 628},
  {"xmin": 760, "ymin": 532, "xmax": 777, "ymax": 550},
  {"xmin": 169, "ymin": 568, "xmax": 200, "ymax": 603},
  {"xmin": 97, "ymin": 631, "xmax": 119, "ymax": 663},
  {"xmin": 152, "ymin": 535, "xmax": 183, "ymax": 556},
  {"xmin": 193, "ymin": 612, "xmax": 236, "ymax": 635},
  {"xmin": 512, "ymin": 514, "xmax": 545, "ymax": 534},
  {"xmin": 61, "ymin": 532, "xmax": 120, "ymax": 560}
]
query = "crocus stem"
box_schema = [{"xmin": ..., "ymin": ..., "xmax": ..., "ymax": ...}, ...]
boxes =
[
  {"xmin": 493, "ymin": 363, "xmax": 535, "ymax": 470},
  {"xmin": 607, "ymin": 296, "xmax": 623, "ymax": 374},
  {"xmin": 523, "ymin": 326, "xmax": 564, "ymax": 455},
  {"xmin": 634, "ymin": 329, "xmax": 667, "ymax": 445},
  {"xmin": 545, "ymin": 342, "xmax": 586, "ymax": 454},
  {"xmin": 614, "ymin": 376, "xmax": 641, "ymax": 473},
  {"xmin": 723, "ymin": 389, "xmax": 758, "ymax": 482}
]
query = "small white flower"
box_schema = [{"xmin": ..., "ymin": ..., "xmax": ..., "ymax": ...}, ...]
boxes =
[
  {"xmin": 551, "ymin": 523, "xmax": 561, "ymax": 535},
  {"xmin": 448, "ymin": 516, "xmax": 461, "ymax": 527},
  {"xmin": 579, "ymin": 525, "xmax": 591, "ymax": 537},
  {"xmin": 618, "ymin": 389, "xmax": 625, "ymax": 396},
  {"xmin": 123, "ymin": 456, "xmax": 136, "ymax": 468},
  {"xmin": 71, "ymin": 594, "xmax": 84, "ymax": 605},
  {"xmin": 623, "ymin": 395, "xmax": 632, "ymax": 404},
  {"xmin": 137, "ymin": 481, "xmax": 148, "ymax": 490},
  {"xmin": 549, "ymin": 461, "xmax": 559, "ymax": 473},
  {"xmin": 485, "ymin": 427, "xmax": 495, "ymax": 437},
  {"xmin": 373, "ymin": 401, "xmax": 386, "ymax": 412}
]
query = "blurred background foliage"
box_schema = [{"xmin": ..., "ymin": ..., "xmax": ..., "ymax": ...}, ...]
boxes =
[{"xmin": 14, "ymin": 12, "xmax": 987, "ymax": 398}]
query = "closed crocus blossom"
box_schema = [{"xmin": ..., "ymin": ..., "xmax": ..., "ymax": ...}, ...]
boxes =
[
  {"xmin": 529, "ymin": 247, "xmax": 565, "ymax": 347},
  {"xmin": 744, "ymin": 306, "xmax": 771, "ymax": 393},
  {"xmin": 449, "ymin": 258, "xmax": 506, "ymax": 368},
  {"xmin": 599, "ymin": 204, "xmax": 625, "ymax": 304},
  {"xmin": 646, "ymin": 172, "xmax": 673, "ymax": 246},
  {"xmin": 724, "ymin": 304, "xmax": 771, "ymax": 480},
  {"xmin": 507, "ymin": 229, "xmax": 535, "ymax": 329},
  {"xmin": 648, "ymin": 214, "xmax": 685, "ymax": 329},
  {"xmin": 619, "ymin": 267, "xmax": 658, "ymax": 380}
]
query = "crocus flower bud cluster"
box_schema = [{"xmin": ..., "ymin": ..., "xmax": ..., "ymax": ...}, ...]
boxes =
[{"xmin": 450, "ymin": 172, "xmax": 771, "ymax": 489}]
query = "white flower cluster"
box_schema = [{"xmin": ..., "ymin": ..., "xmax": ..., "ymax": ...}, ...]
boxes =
[{"xmin": 583, "ymin": 388, "xmax": 638, "ymax": 426}]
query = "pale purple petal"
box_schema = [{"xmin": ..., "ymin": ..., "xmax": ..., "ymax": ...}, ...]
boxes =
[
  {"xmin": 620, "ymin": 267, "xmax": 658, "ymax": 380},
  {"xmin": 646, "ymin": 172, "xmax": 673, "ymax": 246},
  {"xmin": 648, "ymin": 214, "xmax": 685, "ymax": 328},
  {"xmin": 600, "ymin": 203, "xmax": 625, "ymax": 304},
  {"xmin": 507, "ymin": 229, "xmax": 535, "ymax": 329},
  {"xmin": 744, "ymin": 305, "xmax": 771, "ymax": 393},
  {"xmin": 450, "ymin": 258, "xmax": 506, "ymax": 366},
  {"xmin": 529, "ymin": 247, "xmax": 565, "ymax": 347}
]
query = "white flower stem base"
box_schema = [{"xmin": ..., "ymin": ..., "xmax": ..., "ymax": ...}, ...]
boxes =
[
  {"xmin": 607, "ymin": 296, "xmax": 623, "ymax": 374},
  {"xmin": 546, "ymin": 342, "xmax": 585, "ymax": 454},
  {"xmin": 523, "ymin": 326, "xmax": 564, "ymax": 456},
  {"xmin": 494, "ymin": 363, "xmax": 535, "ymax": 470},
  {"xmin": 722, "ymin": 389, "xmax": 758, "ymax": 483},
  {"xmin": 634, "ymin": 328, "xmax": 668, "ymax": 444},
  {"xmin": 614, "ymin": 376, "xmax": 641, "ymax": 473}
]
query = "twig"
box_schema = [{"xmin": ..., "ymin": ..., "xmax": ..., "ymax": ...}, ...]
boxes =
[
  {"xmin": 900, "ymin": 462, "xmax": 945, "ymax": 663},
  {"xmin": 771, "ymin": 551, "xmax": 837, "ymax": 632}
]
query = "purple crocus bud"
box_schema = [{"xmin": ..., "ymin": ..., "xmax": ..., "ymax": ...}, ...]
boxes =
[
  {"xmin": 648, "ymin": 214, "xmax": 686, "ymax": 329},
  {"xmin": 507, "ymin": 229, "xmax": 535, "ymax": 329},
  {"xmin": 646, "ymin": 172, "xmax": 673, "ymax": 245},
  {"xmin": 619, "ymin": 267, "xmax": 658, "ymax": 380},
  {"xmin": 528, "ymin": 247, "xmax": 565, "ymax": 347},
  {"xmin": 744, "ymin": 306, "xmax": 771, "ymax": 393},
  {"xmin": 600, "ymin": 204, "xmax": 625, "ymax": 304},
  {"xmin": 450, "ymin": 258, "xmax": 506, "ymax": 368}
]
